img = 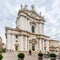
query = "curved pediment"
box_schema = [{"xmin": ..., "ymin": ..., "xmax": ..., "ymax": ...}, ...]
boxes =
[{"xmin": 17, "ymin": 9, "xmax": 45, "ymax": 22}]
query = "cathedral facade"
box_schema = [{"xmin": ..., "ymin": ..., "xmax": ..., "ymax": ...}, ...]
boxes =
[{"xmin": 5, "ymin": 5, "xmax": 50, "ymax": 52}]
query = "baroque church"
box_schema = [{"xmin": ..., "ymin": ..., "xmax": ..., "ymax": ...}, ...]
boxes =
[{"xmin": 5, "ymin": 5, "xmax": 50, "ymax": 52}]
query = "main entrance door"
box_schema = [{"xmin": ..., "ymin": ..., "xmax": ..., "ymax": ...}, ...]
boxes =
[
  {"xmin": 29, "ymin": 39, "xmax": 37, "ymax": 51},
  {"xmin": 32, "ymin": 43, "xmax": 35, "ymax": 51}
]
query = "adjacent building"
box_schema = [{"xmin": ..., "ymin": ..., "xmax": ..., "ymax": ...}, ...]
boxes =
[{"xmin": 49, "ymin": 39, "xmax": 59, "ymax": 55}]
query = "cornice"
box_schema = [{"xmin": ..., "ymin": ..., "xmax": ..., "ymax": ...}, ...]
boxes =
[
  {"xmin": 5, "ymin": 27, "xmax": 50, "ymax": 39},
  {"xmin": 49, "ymin": 39, "xmax": 59, "ymax": 42},
  {"xmin": 18, "ymin": 10, "xmax": 45, "ymax": 22},
  {"xmin": 18, "ymin": 10, "xmax": 42, "ymax": 18}
]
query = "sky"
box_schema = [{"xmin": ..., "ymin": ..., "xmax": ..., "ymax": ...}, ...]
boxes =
[{"xmin": 0, "ymin": 0, "xmax": 60, "ymax": 43}]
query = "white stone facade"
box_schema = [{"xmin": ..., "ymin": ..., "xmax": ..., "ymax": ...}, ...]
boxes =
[
  {"xmin": 0, "ymin": 37, "xmax": 2, "ymax": 50},
  {"xmin": 5, "ymin": 5, "xmax": 50, "ymax": 52}
]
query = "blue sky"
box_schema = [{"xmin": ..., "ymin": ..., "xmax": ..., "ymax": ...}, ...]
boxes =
[{"xmin": 0, "ymin": 0, "xmax": 60, "ymax": 43}]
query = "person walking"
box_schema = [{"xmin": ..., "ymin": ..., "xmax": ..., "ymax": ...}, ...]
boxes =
[{"xmin": 29, "ymin": 50, "xmax": 32, "ymax": 55}]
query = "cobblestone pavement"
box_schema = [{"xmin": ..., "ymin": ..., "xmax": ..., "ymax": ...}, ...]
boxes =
[{"xmin": 2, "ymin": 51, "xmax": 60, "ymax": 60}]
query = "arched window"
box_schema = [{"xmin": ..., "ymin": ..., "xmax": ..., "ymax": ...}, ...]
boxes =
[{"xmin": 32, "ymin": 26, "xmax": 35, "ymax": 33}]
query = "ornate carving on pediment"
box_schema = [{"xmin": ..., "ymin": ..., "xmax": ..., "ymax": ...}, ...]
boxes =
[
  {"xmin": 30, "ymin": 21, "xmax": 36, "ymax": 26},
  {"xmin": 29, "ymin": 39, "xmax": 37, "ymax": 44}
]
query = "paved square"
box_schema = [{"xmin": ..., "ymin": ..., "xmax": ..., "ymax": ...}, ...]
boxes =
[{"xmin": 2, "ymin": 52, "xmax": 60, "ymax": 60}]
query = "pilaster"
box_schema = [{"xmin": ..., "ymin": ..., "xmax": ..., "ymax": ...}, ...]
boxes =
[
  {"xmin": 20, "ymin": 36, "xmax": 24, "ymax": 51},
  {"xmin": 40, "ymin": 39, "xmax": 42, "ymax": 50},
  {"xmin": 37, "ymin": 38, "xmax": 40, "ymax": 51},
  {"xmin": 7, "ymin": 34, "xmax": 11, "ymax": 51},
  {"xmin": 25, "ymin": 36, "xmax": 28, "ymax": 51}
]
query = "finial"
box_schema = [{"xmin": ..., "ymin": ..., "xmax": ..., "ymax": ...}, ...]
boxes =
[
  {"xmin": 25, "ymin": 4, "xmax": 27, "ymax": 8},
  {"xmin": 31, "ymin": 4, "xmax": 34, "ymax": 10},
  {"xmin": 21, "ymin": 4, "xmax": 23, "ymax": 9}
]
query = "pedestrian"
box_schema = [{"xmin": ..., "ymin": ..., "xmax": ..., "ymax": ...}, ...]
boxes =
[{"xmin": 29, "ymin": 50, "xmax": 32, "ymax": 55}]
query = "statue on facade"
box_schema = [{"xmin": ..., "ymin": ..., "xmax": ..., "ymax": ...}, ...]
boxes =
[
  {"xmin": 23, "ymin": 4, "xmax": 28, "ymax": 10},
  {"xmin": 21, "ymin": 4, "xmax": 23, "ymax": 9},
  {"xmin": 31, "ymin": 4, "xmax": 35, "ymax": 10}
]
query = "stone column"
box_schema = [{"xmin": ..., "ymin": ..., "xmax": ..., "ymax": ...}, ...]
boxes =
[
  {"xmin": 41, "ymin": 39, "xmax": 43, "ymax": 51},
  {"xmin": 39, "ymin": 23, "xmax": 44, "ymax": 34},
  {"xmin": 25, "ymin": 36, "xmax": 28, "ymax": 51},
  {"xmin": 42, "ymin": 23, "xmax": 44, "ymax": 34},
  {"xmin": 46, "ymin": 40, "xmax": 49, "ymax": 52},
  {"xmin": 20, "ymin": 36, "xmax": 24, "ymax": 51},
  {"xmin": 10, "ymin": 34, "xmax": 13, "ymax": 51},
  {"xmin": 35, "ymin": 39, "xmax": 38, "ymax": 51},
  {"xmin": 12, "ymin": 35, "xmax": 15, "ymax": 51},
  {"xmin": 29, "ymin": 41, "xmax": 32, "ymax": 50},
  {"xmin": 38, "ymin": 23, "xmax": 39, "ymax": 34},
  {"xmin": 38, "ymin": 38, "xmax": 40, "ymax": 51},
  {"xmin": 22, "ymin": 36, "xmax": 28, "ymax": 51},
  {"xmin": 18, "ymin": 36, "xmax": 21, "ymax": 51},
  {"xmin": 40, "ymin": 39, "xmax": 42, "ymax": 51},
  {"xmin": 27, "ymin": 37, "xmax": 29, "ymax": 51},
  {"xmin": 7, "ymin": 34, "xmax": 11, "ymax": 51},
  {"xmin": 43, "ymin": 39, "xmax": 44, "ymax": 51},
  {"xmin": 28, "ymin": 20, "xmax": 31, "ymax": 32},
  {"xmin": 39, "ymin": 23, "xmax": 42, "ymax": 34}
]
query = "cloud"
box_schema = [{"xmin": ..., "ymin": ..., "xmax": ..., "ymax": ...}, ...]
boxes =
[
  {"xmin": 43, "ymin": 0, "xmax": 60, "ymax": 40},
  {"xmin": 0, "ymin": 0, "xmax": 60, "ymax": 43}
]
